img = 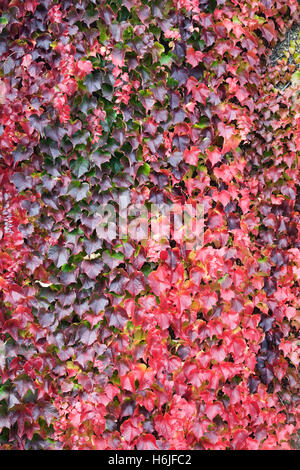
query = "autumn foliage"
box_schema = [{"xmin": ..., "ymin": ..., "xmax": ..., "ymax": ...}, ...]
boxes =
[{"xmin": 0, "ymin": 0, "xmax": 299, "ymax": 450}]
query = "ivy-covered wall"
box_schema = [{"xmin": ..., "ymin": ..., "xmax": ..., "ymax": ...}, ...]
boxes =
[{"xmin": 0, "ymin": 0, "xmax": 299, "ymax": 450}]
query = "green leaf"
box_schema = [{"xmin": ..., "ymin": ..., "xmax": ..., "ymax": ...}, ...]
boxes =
[
  {"xmin": 67, "ymin": 181, "xmax": 90, "ymax": 201},
  {"xmin": 291, "ymin": 70, "xmax": 300, "ymax": 86},
  {"xmin": 110, "ymin": 156, "xmax": 124, "ymax": 173},
  {"xmin": 194, "ymin": 116, "xmax": 210, "ymax": 129},
  {"xmin": 70, "ymin": 157, "xmax": 89, "ymax": 178},
  {"xmin": 218, "ymin": 274, "xmax": 228, "ymax": 284},
  {"xmin": 137, "ymin": 162, "xmax": 150, "ymax": 177},
  {"xmin": 159, "ymin": 53, "xmax": 174, "ymax": 66},
  {"xmin": 0, "ymin": 16, "xmax": 8, "ymax": 25},
  {"xmin": 166, "ymin": 77, "xmax": 178, "ymax": 88},
  {"xmin": 152, "ymin": 42, "xmax": 165, "ymax": 62},
  {"xmin": 110, "ymin": 252, "xmax": 124, "ymax": 260}
]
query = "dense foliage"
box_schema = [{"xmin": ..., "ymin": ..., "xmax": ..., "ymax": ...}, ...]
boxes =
[{"xmin": 0, "ymin": 0, "xmax": 299, "ymax": 450}]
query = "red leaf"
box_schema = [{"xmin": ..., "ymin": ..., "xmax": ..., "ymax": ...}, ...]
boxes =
[
  {"xmin": 261, "ymin": 22, "xmax": 276, "ymax": 43},
  {"xmin": 154, "ymin": 413, "xmax": 174, "ymax": 439},
  {"xmin": 206, "ymin": 148, "xmax": 222, "ymax": 167},
  {"xmin": 186, "ymin": 77, "xmax": 210, "ymax": 105},
  {"xmin": 230, "ymin": 337, "xmax": 247, "ymax": 361},
  {"xmin": 141, "ymin": 391, "xmax": 156, "ymax": 412},
  {"xmin": 25, "ymin": 0, "xmax": 38, "ymax": 13},
  {"xmin": 192, "ymin": 419, "xmax": 209, "ymax": 439},
  {"xmin": 76, "ymin": 60, "xmax": 93, "ymax": 79},
  {"xmin": 211, "ymin": 345, "xmax": 226, "ymax": 363},
  {"xmin": 232, "ymin": 429, "xmax": 249, "ymax": 450},
  {"xmin": 186, "ymin": 47, "xmax": 204, "ymax": 67},
  {"xmin": 215, "ymin": 42, "xmax": 229, "ymax": 56},
  {"xmin": 205, "ymin": 402, "xmax": 224, "ymax": 421},
  {"xmin": 120, "ymin": 418, "xmax": 141, "ymax": 443},
  {"xmin": 136, "ymin": 434, "xmax": 158, "ymax": 450},
  {"xmin": 201, "ymin": 290, "xmax": 218, "ymax": 312},
  {"xmin": 218, "ymin": 122, "xmax": 234, "ymax": 140},
  {"xmin": 49, "ymin": 5, "xmax": 62, "ymax": 23},
  {"xmin": 111, "ymin": 47, "xmax": 125, "ymax": 67},
  {"xmin": 126, "ymin": 273, "xmax": 145, "ymax": 296},
  {"xmin": 217, "ymin": 121, "xmax": 241, "ymax": 153},
  {"xmin": 148, "ymin": 265, "xmax": 171, "ymax": 296},
  {"xmin": 59, "ymin": 77, "xmax": 77, "ymax": 96},
  {"xmin": 184, "ymin": 146, "xmax": 200, "ymax": 166},
  {"xmin": 192, "ymin": 84, "xmax": 210, "ymax": 105}
]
